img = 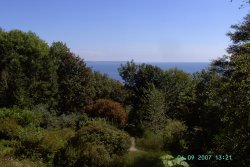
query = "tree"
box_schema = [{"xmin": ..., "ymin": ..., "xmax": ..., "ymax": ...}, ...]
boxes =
[
  {"xmin": 210, "ymin": 13, "xmax": 250, "ymax": 167},
  {"xmin": 184, "ymin": 70, "xmax": 223, "ymax": 165},
  {"xmin": 139, "ymin": 86, "xmax": 166, "ymax": 132},
  {"xmin": 92, "ymin": 71, "xmax": 129, "ymax": 104},
  {"xmin": 85, "ymin": 99, "xmax": 128, "ymax": 127},
  {"xmin": 0, "ymin": 29, "xmax": 58, "ymax": 109},
  {"xmin": 119, "ymin": 61, "xmax": 165, "ymax": 127},
  {"xmin": 162, "ymin": 69, "xmax": 196, "ymax": 120},
  {"xmin": 51, "ymin": 42, "xmax": 95, "ymax": 113}
]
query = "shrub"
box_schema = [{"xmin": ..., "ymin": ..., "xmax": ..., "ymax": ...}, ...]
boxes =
[
  {"xmin": 39, "ymin": 128, "xmax": 74, "ymax": 162},
  {"xmin": 0, "ymin": 118, "xmax": 21, "ymax": 140},
  {"xmin": 15, "ymin": 127, "xmax": 74, "ymax": 162},
  {"xmin": 54, "ymin": 120, "xmax": 130, "ymax": 167},
  {"xmin": 0, "ymin": 108, "xmax": 42, "ymax": 127},
  {"xmin": 15, "ymin": 126, "xmax": 45, "ymax": 159},
  {"xmin": 160, "ymin": 154, "xmax": 189, "ymax": 167},
  {"xmin": 0, "ymin": 140, "xmax": 20, "ymax": 157},
  {"xmin": 0, "ymin": 154, "xmax": 45, "ymax": 167},
  {"xmin": 136, "ymin": 130, "xmax": 164, "ymax": 151},
  {"xmin": 85, "ymin": 99, "xmax": 128, "ymax": 127},
  {"xmin": 113, "ymin": 151, "xmax": 164, "ymax": 167},
  {"xmin": 163, "ymin": 119, "xmax": 187, "ymax": 153}
]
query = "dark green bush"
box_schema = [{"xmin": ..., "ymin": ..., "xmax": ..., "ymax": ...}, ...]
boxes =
[
  {"xmin": 163, "ymin": 119, "xmax": 187, "ymax": 154},
  {"xmin": 0, "ymin": 140, "xmax": 21, "ymax": 157},
  {"xmin": 39, "ymin": 128, "xmax": 74, "ymax": 162},
  {"xmin": 54, "ymin": 120, "xmax": 130, "ymax": 167},
  {"xmin": 136, "ymin": 130, "xmax": 164, "ymax": 151},
  {"xmin": 0, "ymin": 118, "xmax": 21, "ymax": 140},
  {"xmin": 0, "ymin": 108, "xmax": 42, "ymax": 127},
  {"xmin": 113, "ymin": 151, "xmax": 164, "ymax": 167},
  {"xmin": 16, "ymin": 127, "xmax": 74, "ymax": 162}
]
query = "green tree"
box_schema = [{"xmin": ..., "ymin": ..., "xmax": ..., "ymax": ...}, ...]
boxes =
[
  {"xmin": 0, "ymin": 29, "xmax": 58, "ymax": 109},
  {"xmin": 92, "ymin": 71, "xmax": 129, "ymax": 104},
  {"xmin": 118, "ymin": 61, "xmax": 165, "ymax": 126},
  {"xmin": 210, "ymin": 13, "xmax": 250, "ymax": 167},
  {"xmin": 139, "ymin": 86, "xmax": 166, "ymax": 132},
  {"xmin": 51, "ymin": 42, "xmax": 95, "ymax": 113},
  {"xmin": 162, "ymin": 69, "xmax": 196, "ymax": 120}
]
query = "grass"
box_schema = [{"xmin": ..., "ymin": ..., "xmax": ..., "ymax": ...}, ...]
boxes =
[{"xmin": 114, "ymin": 151, "xmax": 165, "ymax": 167}]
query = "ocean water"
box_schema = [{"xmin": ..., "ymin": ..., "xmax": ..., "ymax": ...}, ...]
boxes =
[{"xmin": 86, "ymin": 61, "xmax": 210, "ymax": 81}]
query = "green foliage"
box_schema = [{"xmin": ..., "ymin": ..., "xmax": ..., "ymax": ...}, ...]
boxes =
[
  {"xmin": 113, "ymin": 151, "xmax": 164, "ymax": 167},
  {"xmin": 0, "ymin": 119, "xmax": 21, "ymax": 140},
  {"xmin": 54, "ymin": 120, "xmax": 130, "ymax": 167},
  {"xmin": 0, "ymin": 155, "xmax": 46, "ymax": 167},
  {"xmin": 119, "ymin": 60, "xmax": 164, "ymax": 92},
  {"xmin": 139, "ymin": 86, "xmax": 166, "ymax": 132},
  {"xmin": 136, "ymin": 130, "xmax": 164, "ymax": 151},
  {"xmin": 92, "ymin": 71, "xmax": 129, "ymax": 104},
  {"xmin": 119, "ymin": 62, "xmax": 195, "ymax": 133},
  {"xmin": 160, "ymin": 154, "xmax": 189, "ymax": 167},
  {"xmin": 136, "ymin": 119, "xmax": 187, "ymax": 153},
  {"xmin": 53, "ymin": 42, "xmax": 95, "ymax": 113},
  {"xmin": 16, "ymin": 126, "xmax": 46, "ymax": 159},
  {"xmin": 1, "ymin": 10, "xmax": 250, "ymax": 166},
  {"xmin": 0, "ymin": 29, "xmax": 58, "ymax": 109},
  {"xmin": 162, "ymin": 69, "xmax": 196, "ymax": 120},
  {"xmin": 15, "ymin": 126, "xmax": 74, "ymax": 163},
  {"xmin": 208, "ymin": 13, "xmax": 250, "ymax": 167},
  {"xmin": 184, "ymin": 70, "xmax": 222, "ymax": 156},
  {"xmin": 119, "ymin": 61, "xmax": 166, "ymax": 128},
  {"xmin": 0, "ymin": 108, "xmax": 42, "ymax": 127},
  {"xmin": 39, "ymin": 128, "xmax": 74, "ymax": 162},
  {"xmin": 163, "ymin": 119, "xmax": 187, "ymax": 151},
  {"xmin": 0, "ymin": 108, "xmax": 74, "ymax": 164}
]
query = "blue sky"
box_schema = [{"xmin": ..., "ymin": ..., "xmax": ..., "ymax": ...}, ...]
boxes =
[{"xmin": 0, "ymin": 0, "xmax": 249, "ymax": 62}]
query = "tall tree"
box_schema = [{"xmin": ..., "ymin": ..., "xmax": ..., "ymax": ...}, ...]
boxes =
[
  {"xmin": 0, "ymin": 29, "xmax": 58, "ymax": 108},
  {"xmin": 51, "ymin": 42, "xmax": 95, "ymax": 114},
  {"xmin": 119, "ymin": 61, "xmax": 165, "ymax": 126},
  {"xmin": 162, "ymin": 68, "xmax": 196, "ymax": 120},
  {"xmin": 210, "ymin": 13, "xmax": 250, "ymax": 167},
  {"xmin": 140, "ymin": 85, "xmax": 166, "ymax": 132}
]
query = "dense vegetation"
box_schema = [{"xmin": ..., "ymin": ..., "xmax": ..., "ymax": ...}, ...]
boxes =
[{"xmin": 0, "ymin": 11, "xmax": 250, "ymax": 167}]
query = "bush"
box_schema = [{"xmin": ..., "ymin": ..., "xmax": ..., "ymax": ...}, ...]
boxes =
[
  {"xmin": 39, "ymin": 128, "xmax": 74, "ymax": 162},
  {"xmin": 85, "ymin": 99, "xmax": 128, "ymax": 127},
  {"xmin": 0, "ymin": 140, "xmax": 20, "ymax": 157},
  {"xmin": 163, "ymin": 119, "xmax": 187, "ymax": 153},
  {"xmin": 0, "ymin": 118, "xmax": 21, "ymax": 140},
  {"xmin": 0, "ymin": 155, "xmax": 45, "ymax": 167},
  {"xmin": 16, "ymin": 127, "xmax": 74, "ymax": 162},
  {"xmin": 54, "ymin": 120, "xmax": 130, "ymax": 167},
  {"xmin": 136, "ymin": 130, "xmax": 164, "ymax": 151},
  {"xmin": 160, "ymin": 154, "xmax": 189, "ymax": 167},
  {"xmin": 113, "ymin": 151, "xmax": 164, "ymax": 167},
  {"xmin": 0, "ymin": 107, "xmax": 75, "ymax": 163},
  {"xmin": 0, "ymin": 108, "xmax": 42, "ymax": 127},
  {"xmin": 15, "ymin": 126, "xmax": 46, "ymax": 160}
]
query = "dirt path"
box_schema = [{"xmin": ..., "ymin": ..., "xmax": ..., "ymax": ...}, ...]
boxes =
[{"xmin": 128, "ymin": 137, "xmax": 139, "ymax": 152}]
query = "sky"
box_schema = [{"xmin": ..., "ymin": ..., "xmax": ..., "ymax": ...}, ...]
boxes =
[{"xmin": 0, "ymin": 0, "xmax": 249, "ymax": 62}]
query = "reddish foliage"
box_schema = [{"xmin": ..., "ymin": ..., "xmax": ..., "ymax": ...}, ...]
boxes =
[{"xmin": 85, "ymin": 99, "xmax": 128, "ymax": 126}]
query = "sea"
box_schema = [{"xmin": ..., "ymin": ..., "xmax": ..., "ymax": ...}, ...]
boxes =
[{"xmin": 86, "ymin": 61, "xmax": 210, "ymax": 82}]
